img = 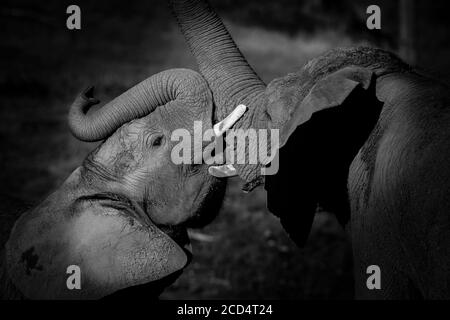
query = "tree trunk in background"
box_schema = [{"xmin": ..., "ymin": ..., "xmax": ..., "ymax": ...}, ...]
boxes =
[{"xmin": 399, "ymin": 0, "xmax": 416, "ymax": 64}]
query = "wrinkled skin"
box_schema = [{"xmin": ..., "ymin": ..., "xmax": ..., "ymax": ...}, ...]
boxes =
[
  {"xmin": 171, "ymin": 0, "xmax": 450, "ymax": 299},
  {"xmin": 348, "ymin": 73, "xmax": 450, "ymax": 299},
  {"xmin": 0, "ymin": 68, "xmax": 226, "ymax": 299}
]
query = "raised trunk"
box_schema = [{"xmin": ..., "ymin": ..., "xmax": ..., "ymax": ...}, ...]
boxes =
[
  {"xmin": 171, "ymin": 0, "xmax": 269, "ymax": 187},
  {"xmin": 68, "ymin": 68, "xmax": 209, "ymax": 142},
  {"xmin": 170, "ymin": 0, "xmax": 266, "ymax": 121}
]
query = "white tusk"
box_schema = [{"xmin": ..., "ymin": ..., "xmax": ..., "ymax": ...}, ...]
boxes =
[
  {"xmin": 208, "ymin": 164, "xmax": 238, "ymax": 178},
  {"xmin": 213, "ymin": 104, "xmax": 247, "ymax": 137}
]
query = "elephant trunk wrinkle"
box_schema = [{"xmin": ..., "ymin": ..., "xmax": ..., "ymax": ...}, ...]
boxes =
[
  {"xmin": 171, "ymin": 0, "xmax": 266, "ymax": 120},
  {"xmin": 171, "ymin": 1, "xmax": 274, "ymax": 186}
]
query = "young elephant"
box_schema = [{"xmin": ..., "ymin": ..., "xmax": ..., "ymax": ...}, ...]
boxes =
[
  {"xmin": 171, "ymin": 0, "xmax": 450, "ymax": 299},
  {"xmin": 0, "ymin": 68, "xmax": 227, "ymax": 299}
]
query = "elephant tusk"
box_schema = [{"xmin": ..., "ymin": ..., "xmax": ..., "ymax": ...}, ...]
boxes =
[
  {"xmin": 188, "ymin": 230, "xmax": 217, "ymax": 242},
  {"xmin": 208, "ymin": 105, "xmax": 246, "ymax": 177},
  {"xmin": 213, "ymin": 104, "xmax": 247, "ymax": 137},
  {"xmin": 208, "ymin": 164, "xmax": 238, "ymax": 178}
]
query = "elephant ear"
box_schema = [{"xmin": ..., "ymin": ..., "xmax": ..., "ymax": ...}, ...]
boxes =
[
  {"xmin": 5, "ymin": 198, "xmax": 188, "ymax": 299},
  {"xmin": 279, "ymin": 66, "xmax": 374, "ymax": 147},
  {"xmin": 265, "ymin": 66, "xmax": 382, "ymax": 247}
]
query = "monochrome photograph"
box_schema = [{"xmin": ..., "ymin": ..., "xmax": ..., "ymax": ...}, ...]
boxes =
[{"xmin": 0, "ymin": 0, "xmax": 449, "ymax": 307}]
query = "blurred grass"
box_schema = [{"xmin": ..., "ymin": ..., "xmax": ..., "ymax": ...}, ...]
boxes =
[{"xmin": 1, "ymin": 0, "xmax": 448, "ymax": 299}]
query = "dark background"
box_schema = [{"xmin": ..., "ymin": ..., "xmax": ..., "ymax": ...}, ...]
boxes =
[{"xmin": 1, "ymin": 0, "xmax": 449, "ymax": 299}]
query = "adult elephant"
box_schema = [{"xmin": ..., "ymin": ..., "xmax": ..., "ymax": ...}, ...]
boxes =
[
  {"xmin": 170, "ymin": 0, "xmax": 450, "ymax": 299},
  {"xmin": 0, "ymin": 68, "xmax": 239, "ymax": 299}
]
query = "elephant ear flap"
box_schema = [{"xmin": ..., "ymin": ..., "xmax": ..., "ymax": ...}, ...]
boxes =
[
  {"xmin": 5, "ymin": 203, "xmax": 189, "ymax": 299},
  {"xmin": 280, "ymin": 66, "xmax": 374, "ymax": 147},
  {"xmin": 265, "ymin": 66, "xmax": 378, "ymax": 247}
]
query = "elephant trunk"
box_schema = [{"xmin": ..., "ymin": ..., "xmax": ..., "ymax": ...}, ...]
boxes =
[
  {"xmin": 170, "ymin": 0, "xmax": 270, "ymax": 186},
  {"xmin": 170, "ymin": 0, "xmax": 266, "ymax": 121},
  {"xmin": 68, "ymin": 69, "xmax": 209, "ymax": 142}
]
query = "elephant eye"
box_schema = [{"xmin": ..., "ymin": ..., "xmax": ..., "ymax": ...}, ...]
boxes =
[
  {"xmin": 152, "ymin": 135, "xmax": 164, "ymax": 147},
  {"xmin": 146, "ymin": 133, "xmax": 164, "ymax": 148}
]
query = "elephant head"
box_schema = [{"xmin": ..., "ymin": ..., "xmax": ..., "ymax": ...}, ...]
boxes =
[
  {"xmin": 3, "ymin": 68, "xmax": 230, "ymax": 299},
  {"xmin": 68, "ymin": 68, "xmax": 225, "ymax": 227},
  {"xmin": 170, "ymin": 0, "xmax": 410, "ymax": 185},
  {"xmin": 170, "ymin": 0, "xmax": 415, "ymax": 244}
]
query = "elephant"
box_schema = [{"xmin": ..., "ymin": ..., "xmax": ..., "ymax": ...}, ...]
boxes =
[
  {"xmin": 0, "ymin": 68, "xmax": 242, "ymax": 299},
  {"xmin": 170, "ymin": 0, "xmax": 450, "ymax": 299}
]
